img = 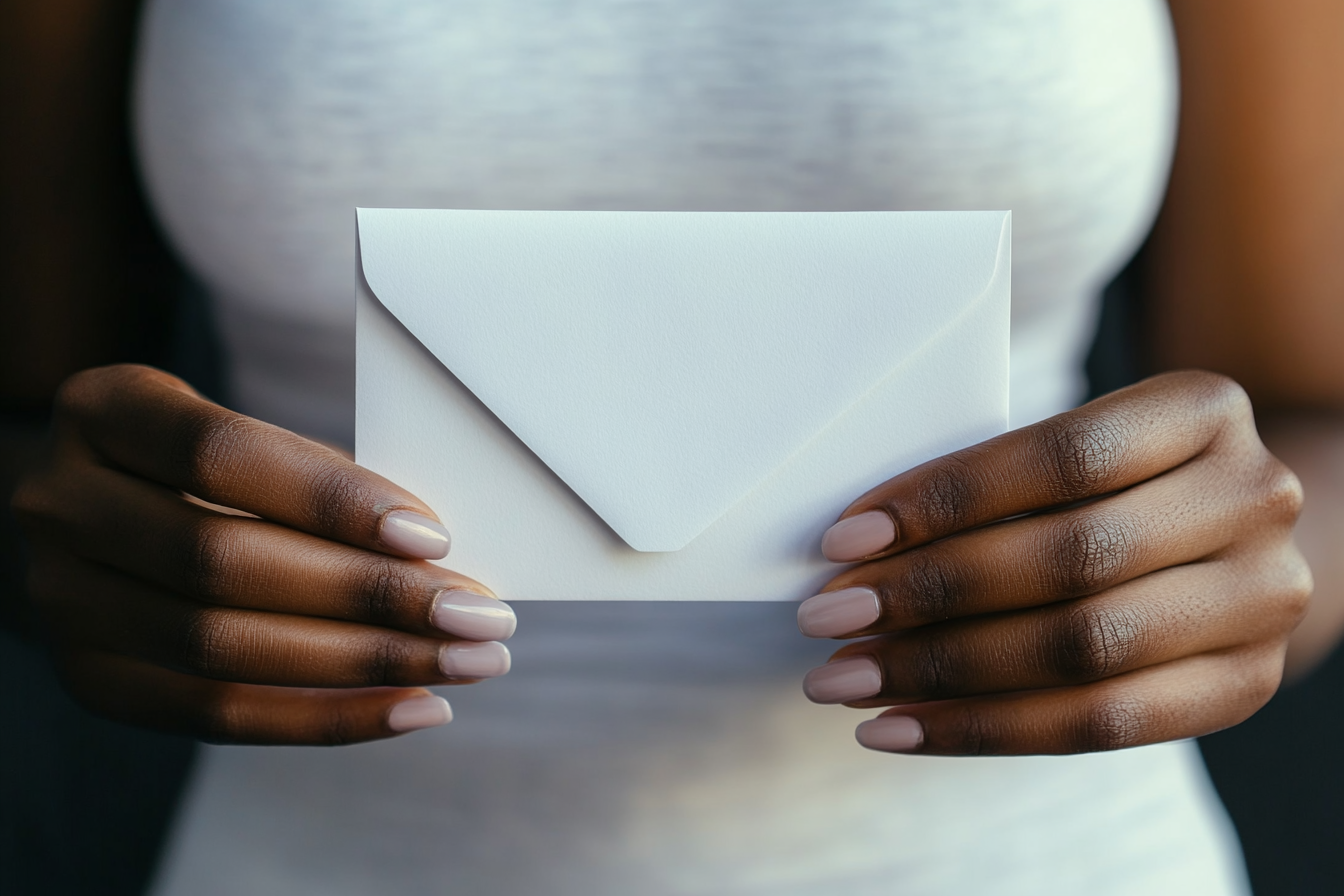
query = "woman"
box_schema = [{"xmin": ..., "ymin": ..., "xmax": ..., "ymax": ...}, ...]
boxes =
[{"xmin": 6, "ymin": 1, "xmax": 1344, "ymax": 893}]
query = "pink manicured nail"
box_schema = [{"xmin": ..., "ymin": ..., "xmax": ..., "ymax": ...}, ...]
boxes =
[
  {"xmin": 821, "ymin": 511, "xmax": 896, "ymax": 561},
  {"xmin": 856, "ymin": 716, "xmax": 924, "ymax": 753},
  {"xmin": 387, "ymin": 695, "xmax": 453, "ymax": 732},
  {"xmin": 432, "ymin": 591, "xmax": 517, "ymax": 641},
  {"xmin": 803, "ymin": 656, "xmax": 882, "ymax": 704},
  {"xmin": 381, "ymin": 510, "xmax": 451, "ymax": 559},
  {"xmin": 797, "ymin": 587, "xmax": 881, "ymax": 638},
  {"xmin": 439, "ymin": 641, "xmax": 511, "ymax": 679}
]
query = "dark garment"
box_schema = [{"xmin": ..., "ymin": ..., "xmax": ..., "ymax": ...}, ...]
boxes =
[
  {"xmin": 0, "ymin": 631, "xmax": 196, "ymax": 896},
  {"xmin": 1200, "ymin": 646, "xmax": 1344, "ymax": 896},
  {"xmin": 0, "ymin": 243, "xmax": 212, "ymax": 895}
]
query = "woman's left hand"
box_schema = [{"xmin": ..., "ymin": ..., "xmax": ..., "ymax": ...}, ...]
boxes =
[{"xmin": 797, "ymin": 370, "xmax": 1311, "ymax": 755}]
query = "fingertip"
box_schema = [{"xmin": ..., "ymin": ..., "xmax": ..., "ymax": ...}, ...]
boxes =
[
  {"xmin": 387, "ymin": 694, "xmax": 454, "ymax": 732},
  {"xmin": 432, "ymin": 590, "xmax": 518, "ymax": 641},
  {"xmin": 380, "ymin": 510, "xmax": 452, "ymax": 559},
  {"xmin": 439, "ymin": 641, "xmax": 511, "ymax": 679},
  {"xmin": 796, "ymin": 587, "xmax": 881, "ymax": 638},
  {"xmin": 821, "ymin": 511, "xmax": 896, "ymax": 562},
  {"xmin": 802, "ymin": 656, "xmax": 882, "ymax": 704},
  {"xmin": 856, "ymin": 715, "xmax": 924, "ymax": 753}
]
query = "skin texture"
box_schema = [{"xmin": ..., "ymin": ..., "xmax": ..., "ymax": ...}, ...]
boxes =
[
  {"xmin": 3, "ymin": 1, "xmax": 1344, "ymax": 752},
  {"xmin": 1146, "ymin": 0, "xmax": 1344, "ymax": 676},
  {"xmin": 798, "ymin": 0, "xmax": 1344, "ymax": 754},
  {"xmin": 12, "ymin": 366, "xmax": 513, "ymax": 745},
  {"xmin": 803, "ymin": 371, "xmax": 1309, "ymax": 754}
]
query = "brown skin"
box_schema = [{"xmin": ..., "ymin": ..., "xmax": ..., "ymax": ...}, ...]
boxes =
[
  {"xmin": 812, "ymin": 371, "xmax": 1309, "ymax": 754},
  {"xmin": 13, "ymin": 366, "xmax": 503, "ymax": 744},
  {"xmin": 801, "ymin": 0, "xmax": 1344, "ymax": 753},
  {"xmin": 1147, "ymin": 0, "xmax": 1344, "ymax": 676},
  {"xmin": 5, "ymin": 1, "xmax": 1344, "ymax": 750}
]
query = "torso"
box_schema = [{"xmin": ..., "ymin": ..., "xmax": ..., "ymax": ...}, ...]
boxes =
[{"xmin": 135, "ymin": 2, "xmax": 1249, "ymax": 893}]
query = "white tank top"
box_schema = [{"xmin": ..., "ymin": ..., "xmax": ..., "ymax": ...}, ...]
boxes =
[{"xmin": 134, "ymin": 2, "xmax": 1250, "ymax": 893}]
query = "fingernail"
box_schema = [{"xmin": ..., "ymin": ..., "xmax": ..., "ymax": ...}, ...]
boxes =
[
  {"xmin": 797, "ymin": 586, "xmax": 881, "ymax": 638},
  {"xmin": 856, "ymin": 716, "xmax": 924, "ymax": 753},
  {"xmin": 432, "ymin": 591, "xmax": 518, "ymax": 641},
  {"xmin": 381, "ymin": 510, "xmax": 451, "ymax": 559},
  {"xmin": 387, "ymin": 695, "xmax": 453, "ymax": 732},
  {"xmin": 821, "ymin": 510, "xmax": 896, "ymax": 562},
  {"xmin": 439, "ymin": 641, "xmax": 511, "ymax": 679},
  {"xmin": 803, "ymin": 656, "xmax": 882, "ymax": 704}
]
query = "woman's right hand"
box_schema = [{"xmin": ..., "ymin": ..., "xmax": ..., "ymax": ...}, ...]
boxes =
[{"xmin": 11, "ymin": 364, "xmax": 515, "ymax": 745}]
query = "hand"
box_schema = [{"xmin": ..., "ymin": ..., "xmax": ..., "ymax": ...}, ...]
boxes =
[
  {"xmin": 12, "ymin": 365, "xmax": 516, "ymax": 745},
  {"xmin": 796, "ymin": 371, "xmax": 1310, "ymax": 755}
]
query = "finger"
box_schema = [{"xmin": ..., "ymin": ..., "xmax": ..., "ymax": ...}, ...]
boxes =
[
  {"xmin": 800, "ymin": 447, "xmax": 1301, "ymax": 636},
  {"xmin": 36, "ymin": 558, "xmax": 511, "ymax": 688},
  {"xmin": 55, "ymin": 365, "xmax": 451, "ymax": 558},
  {"xmin": 820, "ymin": 371, "xmax": 1258, "ymax": 562},
  {"xmin": 801, "ymin": 551, "xmax": 1310, "ymax": 706},
  {"xmin": 58, "ymin": 649, "xmax": 456, "ymax": 746},
  {"xmin": 23, "ymin": 467, "xmax": 515, "ymax": 641},
  {"xmin": 849, "ymin": 645, "xmax": 1284, "ymax": 756}
]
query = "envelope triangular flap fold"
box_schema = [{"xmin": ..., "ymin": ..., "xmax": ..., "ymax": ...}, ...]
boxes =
[{"xmin": 358, "ymin": 208, "xmax": 1009, "ymax": 552}]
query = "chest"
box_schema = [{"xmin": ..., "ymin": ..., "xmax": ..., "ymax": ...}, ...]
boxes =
[{"xmin": 135, "ymin": 0, "xmax": 1176, "ymax": 322}]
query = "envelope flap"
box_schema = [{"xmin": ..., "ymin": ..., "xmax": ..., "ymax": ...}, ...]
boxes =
[{"xmin": 358, "ymin": 209, "xmax": 1009, "ymax": 552}]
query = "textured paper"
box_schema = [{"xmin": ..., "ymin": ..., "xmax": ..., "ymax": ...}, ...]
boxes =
[{"xmin": 356, "ymin": 209, "xmax": 1009, "ymax": 600}]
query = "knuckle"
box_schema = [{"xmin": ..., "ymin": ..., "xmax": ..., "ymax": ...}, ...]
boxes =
[
  {"xmin": 1223, "ymin": 549, "xmax": 1312, "ymax": 639},
  {"xmin": 1200, "ymin": 372, "xmax": 1254, "ymax": 422},
  {"xmin": 1079, "ymin": 694, "xmax": 1148, "ymax": 752},
  {"xmin": 316, "ymin": 701, "xmax": 360, "ymax": 746},
  {"xmin": 1250, "ymin": 547, "xmax": 1316, "ymax": 631},
  {"xmin": 1249, "ymin": 652, "xmax": 1286, "ymax": 708},
  {"xmin": 185, "ymin": 515, "xmax": 242, "ymax": 602},
  {"xmin": 52, "ymin": 660, "xmax": 121, "ymax": 723},
  {"xmin": 354, "ymin": 557, "xmax": 419, "ymax": 626},
  {"xmin": 1280, "ymin": 555, "xmax": 1315, "ymax": 625},
  {"xmin": 305, "ymin": 463, "xmax": 373, "ymax": 537},
  {"xmin": 359, "ymin": 634, "xmax": 418, "ymax": 687},
  {"xmin": 10, "ymin": 464, "xmax": 74, "ymax": 531},
  {"xmin": 181, "ymin": 412, "xmax": 252, "ymax": 494},
  {"xmin": 1220, "ymin": 649, "xmax": 1284, "ymax": 724},
  {"xmin": 1257, "ymin": 457, "xmax": 1305, "ymax": 524},
  {"xmin": 196, "ymin": 686, "xmax": 249, "ymax": 744},
  {"xmin": 1050, "ymin": 512, "xmax": 1138, "ymax": 595},
  {"xmin": 9, "ymin": 475, "xmax": 53, "ymax": 528},
  {"xmin": 1052, "ymin": 603, "xmax": 1148, "ymax": 681},
  {"xmin": 179, "ymin": 608, "xmax": 242, "ymax": 678},
  {"xmin": 914, "ymin": 456, "xmax": 980, "ymax": 534},
  {"xmin": 54, "ymin": 365, "xmax": 155, "ymax": 420},
  {"xmin": 898, "ymin": 552, "xmax": 967, "ymax": 623},
  {"xmin": 945, "ymin": 706, "xmax": 1005, "ymax": 756},
  {"xmin": 53, "ymin": 368, "xmax": 109, "ymax": 419},
  {"xmin": 906, "ymin": 637, "xmax": 959, "ymax": 698},
  {"xmin": 1039, "ymin": 415, "xmax": 1127, "ymax": 499}
]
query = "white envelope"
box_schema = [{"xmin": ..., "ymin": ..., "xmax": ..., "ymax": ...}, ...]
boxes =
[{"xmin": 356, "ymin": 209, "xmax": 1009, "ymax": 601}]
